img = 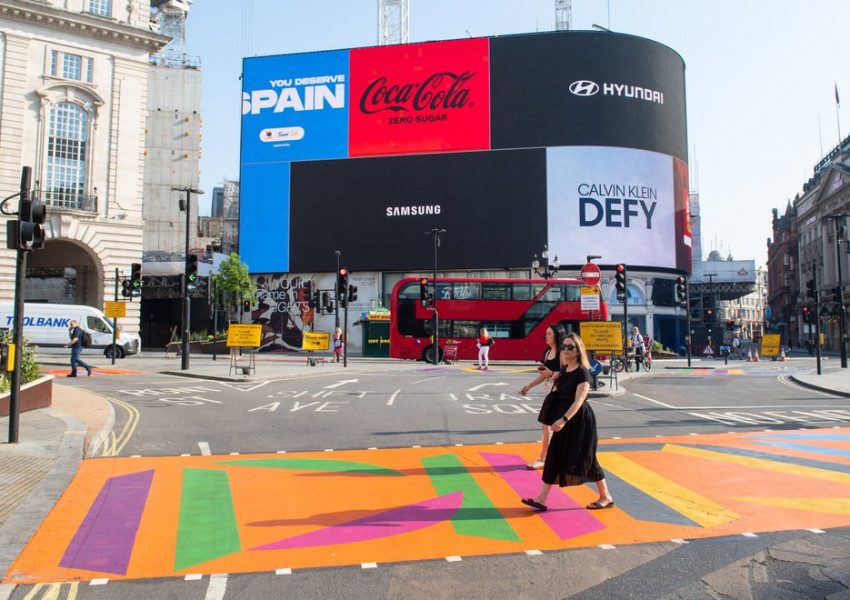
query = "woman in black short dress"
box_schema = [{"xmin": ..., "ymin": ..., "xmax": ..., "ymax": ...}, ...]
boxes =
[
  {"xmin": 519, "ymin": 323, "xmax": 567, "ymax": 469},
  {"xmin": 522, "ymin": 332, "xmax": 614, "ymax": 512}
]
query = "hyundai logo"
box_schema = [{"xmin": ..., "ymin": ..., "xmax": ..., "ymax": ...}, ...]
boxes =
[{"xmin": 569, "ymin": 80, "xmax": 599, "ymax": 96}]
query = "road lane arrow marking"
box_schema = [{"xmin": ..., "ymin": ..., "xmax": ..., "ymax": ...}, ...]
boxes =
[{"xmin": 324, "ymin": 379, "xmax": 359, "ymax": 389}]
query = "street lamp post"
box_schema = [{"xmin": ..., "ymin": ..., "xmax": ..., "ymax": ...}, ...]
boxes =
[
  {"xmin": 173, "ymin": 186, "xmax": 204, "ymax": 371},
  {"xmin": 532, "ymin": 245, "xmax": 560, "ymax": 279},
  {"xmin": 426, "ymin": 228, "xmax": 446, "ymax": 365}
]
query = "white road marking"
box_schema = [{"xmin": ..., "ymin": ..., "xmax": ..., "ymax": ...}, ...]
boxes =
[
  {"xmin": 324, "ymin": 379, "xmax": 358, "ymax": 389},
  {"xmin": 467, "ymin": 382, "xmax": 509, "ymax": 392},
  {"xmin": 387, "ymin": 389, "xmax": 401, "ymax": 406},
  {"xmin": 204, "ymin": 574, "xmax": 228, "ymax": 600},
  {"xmin": 198, "ymin": 442, "xmax": 211, "ymax": 455}
]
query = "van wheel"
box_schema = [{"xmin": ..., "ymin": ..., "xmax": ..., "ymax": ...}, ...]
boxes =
[{"xmin": 105, "ymin": 346, "xmax": 125, "ymax": 359}]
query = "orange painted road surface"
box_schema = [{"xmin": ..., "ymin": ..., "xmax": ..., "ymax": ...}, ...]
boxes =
[
  {"xmin": 42, "ymin": 367, "xmax": 147, "ymax": 378},
  {"xmin": 5, "ymin": 428, "xmax": 850, "ymax": 584}
]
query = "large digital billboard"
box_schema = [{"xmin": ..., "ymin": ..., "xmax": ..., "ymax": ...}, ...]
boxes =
[{"xmin": 239, "ymin": 31, "xmax": 690, "ymax": 274}]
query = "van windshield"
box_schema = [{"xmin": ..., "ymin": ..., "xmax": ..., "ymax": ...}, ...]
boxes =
[{"xmin": 87, "ymin": 316, "xmax": 112, "ymax": 334}]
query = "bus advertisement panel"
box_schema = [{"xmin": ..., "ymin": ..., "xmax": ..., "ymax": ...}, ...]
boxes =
[{"xmin": 389, "ymin": 277, "xmax": 608, "ymax": 362}]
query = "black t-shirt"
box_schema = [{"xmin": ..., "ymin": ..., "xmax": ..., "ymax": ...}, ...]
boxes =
[{"xmin": 69, "ymin": 326, "xmax": 84, "ymax": 349}]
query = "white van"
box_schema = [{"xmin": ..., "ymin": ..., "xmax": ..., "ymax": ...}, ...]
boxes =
[{"xmin": 0, "ymin": 303, "xmax": 141, "ymax": 358}]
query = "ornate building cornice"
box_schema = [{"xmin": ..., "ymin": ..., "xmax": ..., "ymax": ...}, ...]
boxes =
[{"xmin": 0, "ymin": 0, "xmax": 170, "ymax": 54}]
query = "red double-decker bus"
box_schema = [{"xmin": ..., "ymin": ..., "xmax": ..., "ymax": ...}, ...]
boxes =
[{"xmin": 389, "ymin": 277, "xmax": 608, "ymax": 362}]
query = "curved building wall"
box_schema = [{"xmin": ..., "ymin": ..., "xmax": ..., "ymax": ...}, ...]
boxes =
[{"xmin": 239, "ymin": 30, "xmax": 690, "ymax": 275}]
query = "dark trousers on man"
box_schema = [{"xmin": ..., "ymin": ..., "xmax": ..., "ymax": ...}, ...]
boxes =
[{"xmin": 70, "ymin": 346, "xmax": 92, "ymax": 376}]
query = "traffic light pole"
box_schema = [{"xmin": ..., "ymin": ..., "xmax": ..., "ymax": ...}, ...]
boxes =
[
  {"xmin": 112, "ymin": 268, "xmax": 118, "ymax": 366},
  {"xmin": 8, "ymin": 167, "xmax": 31, "ymax": 443},
  {"xmin": 829, "ymin": 217, "xmax": 848, "ymax": 368},
  {"xmin": 685, "ymin": 278, "xmax": 692, "ymax": 367}
]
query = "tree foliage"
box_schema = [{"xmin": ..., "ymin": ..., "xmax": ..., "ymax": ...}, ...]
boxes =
[{"xmin": 211, "ymin": 253, "xmax": 255, "ymax": 311}]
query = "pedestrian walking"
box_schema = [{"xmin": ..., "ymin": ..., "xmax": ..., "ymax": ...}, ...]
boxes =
[
  {"xmin": 332, "ymin": 327, "xmax": 344, "ymax": 362},
  {"xmin": 519, "ymin": 323, "xmax": 567, "ymax": 470},
  {"xmin": 63, "ymin": 319, "xmax": 93, "ymax": 377},
  {"xmin": 476, "ymin": 327, "xmax": 493, "ymax": 370},
  {"xmin": 521, "ymin": 332, "xmax": 614, "ymax": 512}
]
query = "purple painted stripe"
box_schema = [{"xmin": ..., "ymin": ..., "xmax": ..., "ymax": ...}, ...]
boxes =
[
  {"xmin": 480, "ymin": 452, "xmax": 606, "ymax": 540},
  {"xmin": 249, "ymin": 491, "xmax": 463, "ymax": 551},
  {"xmin": 60, "ymin": 470, "xmax": 154, "ymax": 575}
]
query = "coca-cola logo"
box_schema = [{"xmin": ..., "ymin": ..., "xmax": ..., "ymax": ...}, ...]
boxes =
[{"xmin": 359, "ymin": 71, "xmax": 476, "ymax": 114}]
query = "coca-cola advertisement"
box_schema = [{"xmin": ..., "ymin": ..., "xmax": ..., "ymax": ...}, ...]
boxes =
[{"xmin": 348, "ymin": 38, "xmax": 490, "ymax": 157}]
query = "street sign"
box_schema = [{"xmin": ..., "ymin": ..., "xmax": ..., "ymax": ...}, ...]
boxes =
[
  {"xmin": 302, "ymin": 331, "xmax": 331, "ymax": 351},
  {"xmin": 226, "ymin": 324, "xmax": 263, "ymax": 348},
  {"xmin": 580, "ymin": 321, "xmax": 623, "ymax": 352},
  {"xmin": 580, "ymin": 286, "xmax": 601, "ymax": 311},
  {"xmin": 580, "ymin": 263, "xmax": 601, "ymax": 287},
  {"xmin": 104, "ymin": 301, "xmax": 126, "ymax": 318}
]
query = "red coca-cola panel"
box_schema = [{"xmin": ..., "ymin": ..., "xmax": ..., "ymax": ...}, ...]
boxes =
[{"xmin": 349, "ymin": 38, "xmax": 490, "ymax": 157}]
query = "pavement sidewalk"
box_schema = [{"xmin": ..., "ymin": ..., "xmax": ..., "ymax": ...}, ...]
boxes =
[{"xmin": 1, "ymin": 354, "xmax": 849, "ymax": 598}]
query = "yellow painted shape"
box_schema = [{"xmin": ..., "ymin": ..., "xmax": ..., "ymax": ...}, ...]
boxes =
[
  {"xmin": 663, "ymin": 444, "xmax": 850, "ymax": 485},
  {"xmin": 727, "ymin": 369, "xmax": 744, "ymax": 375},
  {"xmin": 598, "ymin": 452, "xmax": 740, "ymax": 527},
  {"xmin": 733, "ymin": 497, "xmax": 850, "ymax": 515}
]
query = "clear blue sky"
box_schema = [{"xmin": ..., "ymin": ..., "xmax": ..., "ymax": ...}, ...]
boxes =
[{"xmin": 186, "ymin": 0, "xmax": 848, "ymax": 268}]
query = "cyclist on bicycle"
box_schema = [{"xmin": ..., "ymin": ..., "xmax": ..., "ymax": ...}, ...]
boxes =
[{"xmin": 630, "ymin": 326, "xmax": 646, "ymax": 369}]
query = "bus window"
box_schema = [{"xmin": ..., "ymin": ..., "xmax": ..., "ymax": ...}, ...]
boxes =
[
  {"xmin": 399, "ymin": 281, "xmax": 420, "ymax": 299},
  {"xmin": 451, "ymin": 320, "xmax": 479, "ymax": 338},
  {"xmin": 436, "ymin": 281, "xmax": 452, "ymax": 300},
  {"xmin": 482, "ymin": 282, "xmax": 511, "ymax": 300},
  {"xmin": 452, "ymin": 282, "xmax": 480, "ymax": 300},
  {"xmin": 511, "ymin": 283, "xmax": 536, "ymax": 301},
  {"xmin": 564, "ymin": 284, "xmax": 581, "ymax": 302}
]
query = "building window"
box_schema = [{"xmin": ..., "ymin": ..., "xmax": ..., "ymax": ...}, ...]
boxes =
[
  {"xmin": 87, "ymin": 0, "xmax": 112, "ymax": 17},
  {"xmin": 49, "ymin": 50, "xmax": 93, "ymax": 83},
  {"xmin": 45, "ymin": 102, "xmax": 89, "ymax": 209}
]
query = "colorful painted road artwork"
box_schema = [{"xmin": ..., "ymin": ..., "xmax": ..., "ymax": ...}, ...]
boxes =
[{"xmin": 6, "ymin": 428, "xmax": 850, "ymax": 583}]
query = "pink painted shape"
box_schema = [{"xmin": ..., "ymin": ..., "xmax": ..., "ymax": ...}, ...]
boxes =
[
  {"xmin": 249, "ymin": 491, "xmax": 463, "ymax": 551},
  {"xmin": 480, "ymin": 452, "xmax": 606, "ymax": 540}
]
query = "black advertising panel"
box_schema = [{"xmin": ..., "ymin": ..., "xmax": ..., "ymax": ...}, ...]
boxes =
[
  {"xmin": 490, "ymin": 31, "xmax": 687, "ymax": 162},
  {"xmin": 289, "ymin": 149, "xmax": 547, "ymax": 272}
]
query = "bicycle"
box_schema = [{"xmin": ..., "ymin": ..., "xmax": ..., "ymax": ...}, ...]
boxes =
[{"xmin": 610, "ymin": 350, "xmax": 652, "ymax": 373}]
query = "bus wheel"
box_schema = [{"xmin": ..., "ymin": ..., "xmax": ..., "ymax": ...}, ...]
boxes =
[
  {"xmin": 104, "ymin": 345, "xmax": 125, "ymax": 359},
  {"xmin": 423, "ymin": 345, "xmax": 444, "ymax": 364}
]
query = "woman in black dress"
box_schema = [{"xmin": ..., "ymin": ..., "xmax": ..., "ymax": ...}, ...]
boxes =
[
  {"xmin": 522, "ymin": 332, "xmax": 614, "ymax": 512},
  {"xmin": 519, "ymin": 323, "xmax": 567, "ymax": 469}
]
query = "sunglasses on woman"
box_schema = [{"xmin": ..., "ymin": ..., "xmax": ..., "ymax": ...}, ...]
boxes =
[{"xmin": 562, "ymin": 344, "xmax": 576, "ymax": 351}]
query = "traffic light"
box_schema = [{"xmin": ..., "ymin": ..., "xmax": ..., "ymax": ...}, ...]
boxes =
[
  {"xmin": 186, "ymin": 254, "xmax": 198, "ymax": 292},
  {"xmin": 420, "ymin": 277, "xmax": 431, "ymax": 307},
  {"xmin": 806, "ymin": 279, "xmax": 817, "ymax": 299},
  {"xmin": 321, "ymin": 291, "xmax": 331, "ymax": 313},
  {"xmin": 703, "ymin": 308, "xmax": 714, "ymax": 322},
  {"xmin": 303, "ymin": 280, "xmax": 314, "ymax": 308},
  {"xmin": 615, "ymin": 264, "xmax": 627, "ymax": 300},
  {"xmin": 131, "ymin": 263, "xmax": 142, "ymax": 297},
  {"xmin": 338, "ymin": 267, "xmax": 349, "ymax": 306},
  {"xmin": 7, "ymin": 170, "xmax": 46, "ymax": 251},
  {"xmin": 243, "ymin": 299, "xmax": 251, "ymax": 312},
  {"xmin": 0, "ymin": 341, "xmax": 10, "ymax": 372},
  {"xmin": 675, "ymin": 276, "xmax": 687, "ymax": 305},
  {"xmin": 834, "ymin": 286, "xmax": 843, "ymax": 303},
  {"xmin": 121, "ymin": 279, "xmax": 132, "ymax": 298},
  {"xmin": 802, "ymin": 306, "xmax": 810, "ymax": 324},
  {"xmin": 348, "ymin": 285, "xmax": 358, "ymax": 302},
  {"xmin": 726, "ymin": 319, "xmax": 735, "ymax": 331}
]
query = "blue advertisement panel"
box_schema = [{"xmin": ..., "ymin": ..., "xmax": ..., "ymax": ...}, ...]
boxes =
[
  {"xmin": 239, "ymin": 163, "xmax": 291, "ymax": 273},
  {"xmin": 240, "ymin": 50, "xmax": 349, "ymax": 272},
  {"xmin": 241, "ymin": 49, "xmax": 350, "ymax": 163}
]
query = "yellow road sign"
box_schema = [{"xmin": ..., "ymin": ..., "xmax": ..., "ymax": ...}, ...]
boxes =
[
  {"xmin": 761, "ymin": 333, "xmax": 781, "ymax": 357},
  {"xmin": 302, "ymin": 331, "xmax": 331, "ymax": 351},
  {"xmin": 226, "ymin": 324, "xmax": 263, "ymax": 348},
  {"xmin": 104, "ymin": 301, "xmax": 126, "ymax": 318},
  {"xmin": 580, "ymin": 321, "xmax": 623, "ymax": 352}
]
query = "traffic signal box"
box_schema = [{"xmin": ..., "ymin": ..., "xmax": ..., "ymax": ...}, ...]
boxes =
[
  {"xmin": 122, "ymin": 279, "xmax": 132, "ymax": 298},
  {"xmin": 419, "ymin": 278, "xmax": 431, "ymax": 308},
  {"xmin": 348, "ymin": 285, "xmax": 358, "ymax": 302},
  {"xmin": 338, "ymin": 267, "xmax": 349, "ymax": 307},
  {"xmin": 806, "ymin": 279, "xmax": 817, "ymax": 300},
  {"xmin": 615, "ymin": 265, "xmax": 627, "ymax": 300},
  {"xmin": 131, "ymin": 263, "xmax": 142, "ymax": 297},
  {"xmin": 675, "ymin": 276, "xmax": 687, "ymax": 306},
  {"xmin": 186, "ymin": 254, "xmax": 198, "ymax": 291},
  {"xmin": 6, "ymin": 168, "xmax": 47, "ymax": 252}
]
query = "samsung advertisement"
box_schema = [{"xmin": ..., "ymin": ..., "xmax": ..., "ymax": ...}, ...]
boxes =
[{"xmin": 240, "ymin": 30, "xmax": 690, "ymax": 274}]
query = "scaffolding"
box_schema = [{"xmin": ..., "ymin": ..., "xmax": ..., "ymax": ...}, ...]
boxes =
[{"xmin": 378, "ymin": 0, "xmax": 409, "ymax": 46}]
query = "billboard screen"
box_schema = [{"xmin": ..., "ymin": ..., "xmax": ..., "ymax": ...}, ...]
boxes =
[
  {"xmin": 239, "ymin": 31, "xmax": 689, "ymax": 274},
  {"xmin": 289, "ymin": 149, "xmax": 547, "ymax": 272}
]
